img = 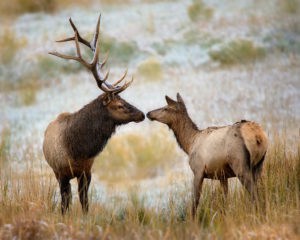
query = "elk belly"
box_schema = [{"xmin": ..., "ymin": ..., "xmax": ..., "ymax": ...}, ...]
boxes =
[{"xmin": 199, "ymin": 127, "xmax": 229, "ymax": 176}]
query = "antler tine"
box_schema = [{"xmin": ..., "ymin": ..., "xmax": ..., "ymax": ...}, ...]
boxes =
[
  {"xmin": 113, "ymin": 76, "xmax": 134, "ymax": 95},
  {"xmin": 49, "ymin": 51, "xmax": 78, "ymax": 61},
  {"xmin": 92, "ymin": 67, "xmax": 110, "ymax": 87},
  {"xmin": 74, "ymin": 32, "xmax": 82, "ymax": 59},
  {"xmin": 103, "ymin": 69, "xmax": 110, "ymax": 82},
  {"xmin": 50, "ymin": 14, "xmax": 134, "ymax": 96},
  {"xmin": 48, "ymin": 50, "xmax": 90, "ymax": 69},
  {"xmin": 91, "ymin": 32, "xmax": 100, "ymax": 67},
  {"xmin": 88, "ymin": 15, "xmax": 113, "ymax": 89},
  {"xmin": 90, "ymin": 14, "xmax": 101, "ymax": 51},
  {"xmin": 56, "ymin": 36, "xmax": 75, "ymax": 42},
  {"xmin": 69, "ymin": 18, "xmax": 91, "ymax": 48},
  {"xmin": 49, "ymin": 32, "xmax": 91, "ymax": 69},
  {"xmin": 101, "ymin": 52, "xmax": 109, "ymax": 68},
  {"xmin": 89, "ymin": 34, "xmax": 111, "ymax": 90},
  {"xmin": 55, "ymin": 18, "xmax": 91, "ymax": 49},
  {"xmin": 112, "ymin": 69, "xmax": 127, "ymax": 87}
]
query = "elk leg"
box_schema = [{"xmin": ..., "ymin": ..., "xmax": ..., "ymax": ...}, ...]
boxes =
[
  {"xmin": 229, "ymin": 147, "xmax": 259, "ymax": 203},
  {"xmin": 77, "ymin": 172, "xmax": 91, "ymax": 213},
  {"xmin": 253, "ymin": 153, "xmax": 266, "ymax": 183},
  {"xmin": 192, "ymin": 173, "xmax": 204, "ymax": 218},
  {"xmin": 220, "ymin": 178, "xmax": 228, "ymax": 196},
  {"xmin": 238, "ymin": 173, "xmax": 258, "ymax": 203},
  {"xmin": 230, "ymin": 162, "xmax": 259, "ymax": 203},
  {"xmin": 59, "ymin": 177, "xmax": 72, "ymax": 214}
]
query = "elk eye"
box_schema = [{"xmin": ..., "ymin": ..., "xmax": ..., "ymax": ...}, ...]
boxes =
[{"xmin": 117, "ymin": 105, "xmax": 124, "ymax": 110}]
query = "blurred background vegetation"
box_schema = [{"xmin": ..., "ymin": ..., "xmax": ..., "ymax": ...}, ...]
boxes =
[{"xmin": 0, "ymin": 0, "xmax": 299, "ymax": 105}]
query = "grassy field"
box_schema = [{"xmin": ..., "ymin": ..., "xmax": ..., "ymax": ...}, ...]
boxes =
[
  {"xmin": 0, "ymin": 131, "xmax": 299, "ymax": 239},
  {"xmin": 0, "ymin": 0, "xmax": 299, "ymax": 239}
]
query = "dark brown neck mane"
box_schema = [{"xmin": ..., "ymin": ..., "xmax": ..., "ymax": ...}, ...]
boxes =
[
  {"xmin": 169, "ymin": 112, "xmax": 198, "ymax": 154},
  {"xmin": 63, "ymin": 95, "xmax": 116, "ymax": 160}
]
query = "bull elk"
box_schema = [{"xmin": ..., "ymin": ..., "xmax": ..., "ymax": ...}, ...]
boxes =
[
  {"xmin": 43, "ymin": 15, "xmax": 144, "ymax": 214},
  {"xmin": 147, "ymin": 93, "xmax": 268, "ymax": 217}
]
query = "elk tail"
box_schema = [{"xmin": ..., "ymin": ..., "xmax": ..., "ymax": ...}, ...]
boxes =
[{"xmin": 240, "ymin": 121, "xmax": 268, "ymax": 169}]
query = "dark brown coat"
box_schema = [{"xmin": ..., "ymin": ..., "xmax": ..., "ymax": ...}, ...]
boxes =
[{"xmin": 43, "ymin": 94, "xmax": 144, "ymax": 213}]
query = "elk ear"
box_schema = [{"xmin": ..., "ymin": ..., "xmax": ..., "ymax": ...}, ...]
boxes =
[
  {"xmin": 103, "ymin": 94, "xmax": 112, "ymax": 106},
  {"xmin": 176, "ymin": 93, "xmax": 185, "ymax": 104},
  {"xmin": 176, "ymin": 93, "xmax": 187, "ymax": 109},
  {"xmin": 165, "ymin": 95, "xmax": 177, "ymax": 106}
]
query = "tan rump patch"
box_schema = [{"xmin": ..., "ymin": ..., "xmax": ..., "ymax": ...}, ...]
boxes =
[{"xmin": 240, "ymin": 122, "xmax": 268, "ymax": 166}]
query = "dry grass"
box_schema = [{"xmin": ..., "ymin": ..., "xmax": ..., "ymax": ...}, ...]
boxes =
[
  {"xmin": 93, "ymin": 127, "xmax": 179, "ymax": 182},
  {"xmin": 0, "ymin": 0, "xmax": 90, "ymax": 16},
  {"xmin": 0, "ymin": 29, "xmax": 27, "ymax": 66},
  {"xmin": 0, "ymin": 129, "xmax": 299, "ymax": 239},
  {"xmin": 0, "ymin": 128, "xmax": 11, "ymax": 167},
  {"xmin": 187, "ymin": 0, "xmax": 213, "ymax": 22},
  {"xmin": 279, "ymin": 0, "xmax": 300, "ymax": 14}
]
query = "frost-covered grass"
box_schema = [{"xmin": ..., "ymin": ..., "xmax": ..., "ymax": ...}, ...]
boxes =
[{"xmin": 99, "ymin": 35, "xmax": 139, "ymax": 66}]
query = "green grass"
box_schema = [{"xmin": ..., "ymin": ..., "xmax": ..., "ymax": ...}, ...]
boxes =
[
  {"xmin": 0, "ymin": 130, "xmax": 299, "ymax": 239},
  {"xmin": 183, "ymin": 30, "xmax": 221, "ymax": 48},
  {"xmin": 209, "ymin": 39, "xmax": 266, "ymax": 65},
  {"xmin": 0, "ymin": 29, "xmax": 27, "ymax": 65},
  {"xmin": 0, "ymin": 128, "xmax": 11, "ymax": 167},
  {"xmin": 136, "ymin": 57, "xmax": 163, "ymax": 81},
  {"xmin": 187, "ymin": 0, "xmax": 213, "ymax": 22},
  {"xmin": 37, "ymin": 54, "xmax": 83, "ymax": 77},
  {"xmin": 99, "ymin": 35, "xmax": 138, "ymax": 66}
]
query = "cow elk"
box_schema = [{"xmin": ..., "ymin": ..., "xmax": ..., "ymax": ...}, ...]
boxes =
[
  {"xmin": 147, "ymin": 93, "xmax": 268, "ymax": 217},
  {"xmin": 43, "ymin": 15, "xmax": 145, "ymax": 214}
]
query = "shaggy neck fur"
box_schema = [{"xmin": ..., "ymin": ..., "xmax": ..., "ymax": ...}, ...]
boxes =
[
  {"xmin": 63, "ymin": 95, "xmax": 117, "ymax": 160},
  {"xmin": 169, "ymin": 112, "xmax": 198, "ymax": 154}
]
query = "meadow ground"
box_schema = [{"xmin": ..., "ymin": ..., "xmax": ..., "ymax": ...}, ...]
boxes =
[
  {"xmin": 0, "ymin": 0, "xmax": 299, "ymax": 239},
  {"xmin": 0, "ymin": 132, "xmax": 299, "ymax": 239}
]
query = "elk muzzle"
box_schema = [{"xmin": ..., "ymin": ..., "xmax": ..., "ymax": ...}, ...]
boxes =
[
  {"xmin": 146, "ymin": 111, "xmax": 156, "ymax": 121},
  {"xmin": 134, "ymin": 111, "xmax": 145, "ymax": 122}
]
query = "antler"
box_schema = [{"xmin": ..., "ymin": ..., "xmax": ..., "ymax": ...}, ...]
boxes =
[{"xmin": 49, "ymin": 14, "xmax": 132, "ymax": 94}]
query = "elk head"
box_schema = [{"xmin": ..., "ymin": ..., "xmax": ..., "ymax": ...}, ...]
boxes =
[
  {"xmin": 147, "ymin": 93, "xmax": 187, "ymax": 126},
  {"xmin": 49, "ymin": 14, "xmax": 144, "ymax": 124}
]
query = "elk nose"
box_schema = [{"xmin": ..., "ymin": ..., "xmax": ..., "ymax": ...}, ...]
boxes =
[
  {"xmin": 146, "ymin": 112, "xmax": 152, "ymax": 119},
  {"xmin": 140, "ymin": 112, "xmax": 145, "ymax": 121},
  {"xmin": 134, "ymin": 112, "xmax": 145, "ymax": 122}
]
